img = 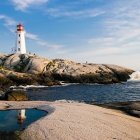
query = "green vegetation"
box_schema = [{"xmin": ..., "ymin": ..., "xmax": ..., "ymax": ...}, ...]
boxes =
[
  {"xmin": 14, "ymin": 54, "xmax": 30, "ymax": 72},
  {"xmin": 0, "ymin": 66, "xmax": 3, "ymax": 70},
  {"xmin": 0, "ymin": 66, "xmax": 8, "ymax": 71}
]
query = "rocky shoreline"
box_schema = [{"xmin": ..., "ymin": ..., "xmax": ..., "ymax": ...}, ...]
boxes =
[
  {"xmin": 0, "ymin": 53, "xmax": 138, "ymax": 139},
  {"xmin": 90, "ymin": 101, "xmax": 140, "ymax": 118},
  {"xmin": 0, "ymin": 53, "xmax": 134, "ymax": 93}
]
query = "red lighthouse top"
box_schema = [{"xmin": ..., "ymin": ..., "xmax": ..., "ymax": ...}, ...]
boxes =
[{"xmin": 17, "ymin": 24, "xmax": 24, "ymax": 31}]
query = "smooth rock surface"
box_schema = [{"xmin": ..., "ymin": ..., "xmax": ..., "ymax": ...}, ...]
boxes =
[{"xmin": 0, "ymin": 101, "xmax": 139, "ymax": 140}]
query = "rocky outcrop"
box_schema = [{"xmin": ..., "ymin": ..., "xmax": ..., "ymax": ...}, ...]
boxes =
[
  {"xmin": 5, "ymin": 90, "xmax": 28, "ymax": 101},
  {"xmin": 0, "ymin": 53, "xmax": 134, "ymax": 85},
  {"xmin": 95, "ymin": 101, "xmax": 140, "ymax": 118},
  {"xmin": 0, "ymin": 68, "xmax": 60, "ymax": 92}
]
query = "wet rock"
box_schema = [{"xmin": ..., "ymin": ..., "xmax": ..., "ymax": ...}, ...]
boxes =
[
  {"xmin": 0, "ymin": 90, "xmax": 5, "ymax": 100},
  {"xmin": 5, "ymin": 90, "xmax": 28, "ymax": 101},
  {"xmin": 94, "ymin": 101, "xmax": 140, "ymax": 118},
  {"xmin": 0, "ymin": 75, "xmax": 13, "ymax": 91},
  {"xmin": 0, "ymin": 132, "xmax": 21, "ymax": 140}
]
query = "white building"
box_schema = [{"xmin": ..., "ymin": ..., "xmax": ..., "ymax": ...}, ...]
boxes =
[{"xmin": 16, "ymin": 24, "xmax": 26, "ymax": 54}]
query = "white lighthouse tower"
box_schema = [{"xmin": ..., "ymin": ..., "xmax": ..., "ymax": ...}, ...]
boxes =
[{"xmin": 16, "ymin": 24, "xmax": 26, "ymax": 54}]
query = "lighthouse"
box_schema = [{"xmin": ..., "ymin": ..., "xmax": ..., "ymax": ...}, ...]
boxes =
[{"xmin": 16, "ymin": 24, "xmax": 26, "ymax": 54}]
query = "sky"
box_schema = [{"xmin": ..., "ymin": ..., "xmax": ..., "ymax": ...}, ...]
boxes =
[{"xmin": 0, "ymin": 0, "xmax": 140, "ymax": 70}]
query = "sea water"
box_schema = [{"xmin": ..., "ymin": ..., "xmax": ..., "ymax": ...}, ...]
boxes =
[
  {"xmin": 0, "ymin": 109, "xmax": 47, "ymax": 132},
  {"xmin": 25, "ymin": 71, "xmax": 140, "ymax": 103}
]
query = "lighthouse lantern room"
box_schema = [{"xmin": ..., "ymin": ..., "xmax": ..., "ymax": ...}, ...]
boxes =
[{"xmin": 16, "ymin": 24, "xmax": 26, "ymax": 54}]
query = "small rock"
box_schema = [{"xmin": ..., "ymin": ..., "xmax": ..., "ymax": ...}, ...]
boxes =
[{"xmin": 5, "ymin": 90, "xmax": 28, "ymax": 101}]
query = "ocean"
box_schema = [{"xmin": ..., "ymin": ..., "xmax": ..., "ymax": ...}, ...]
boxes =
[
  {"xmin": 20, "ymin": 71, "xmax": 139, "ymax": 104},
  {"xmin": 26, "ymin": 81, "xmax": 140, "ymax": 104}
]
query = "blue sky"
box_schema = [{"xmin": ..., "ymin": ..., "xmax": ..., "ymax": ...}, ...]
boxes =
[{"xmin": 0, "ymin": 0, "xmax": 140, "ymax": 70}]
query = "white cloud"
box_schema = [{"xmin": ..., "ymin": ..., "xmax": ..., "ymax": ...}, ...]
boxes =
[
  {"xmin": 26, "ymin": 32, "xmax": 63, "ymax": 50},
  {"xmin": 46, "ymin": 8, "xmax": 105, "ymax": 18},
  {"xmin": 36, "ymin": 39, "xmax": 63, "ymax": 50},
  {"xmin": 88, "ymin": 37, "xmax": 115, "ymax": 46},
  {"xmin": 0, "ymin": 15, "xmax": 17, "ymax": 27},
  {"xmin": 54, "ymin": 0, "xmax": 139, "ymax": 69},
  {"xmin": 0, "ymin": 14, "xmax": 63, "ymax": 50},
  {"xmin": 45, "ymin": 0, "xmax": 105, "ymax": 18},
  {"xmin": 0, "ymin": 14, "xmax": 18, "ymax": 34},
  {"xmin": 11, "ymin": 0, "xmax": 49, "ymax": 11},
  {"xmin": 85, "ymin": 0, "xmax": 140, "ymax": 58},
  {"xmin": 26, "ymin": 33, "xmax": 39, "ymax": 41}
]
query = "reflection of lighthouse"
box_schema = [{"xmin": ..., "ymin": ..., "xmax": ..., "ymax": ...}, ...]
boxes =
[
  {"xmin": 17, "ymin": 109, "xmax": 26, "ymax": 130},
  {"xmin": 16, "ymin": 24, "xmax": 26, "ymax": 54},
  {"xmin": 18, "ymin": 109, "xmax": 26, "ymax": 122}
]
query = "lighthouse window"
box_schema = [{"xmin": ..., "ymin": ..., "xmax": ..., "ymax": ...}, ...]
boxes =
[
  {"xmin": 18, "ymin": 48, "xmax": 20, "ymax": 51},
  {"xmin": 19, "ymin": 34, "xmax": 20, "ymax": 37},
  {"xmin": 19, "ymin": 41, "xmax": 20, "ymax": 44}
]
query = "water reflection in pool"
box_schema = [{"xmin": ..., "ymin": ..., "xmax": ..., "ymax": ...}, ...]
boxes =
[{"xmin": 0, "ymin": 109, "xmax": 47, "ymax": 132}]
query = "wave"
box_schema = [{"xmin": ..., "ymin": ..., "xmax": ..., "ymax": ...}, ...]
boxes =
[
  {"xmin": 128, "ymin": 71, "xmax": 140, "ymax": 81},
  {"xmin": 10, "ymin": 83, "xmax": 79, "ymax": 90},
  {"xmin": 10, "ymin": 85, "xmax": 48, "ymax": 90}
]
